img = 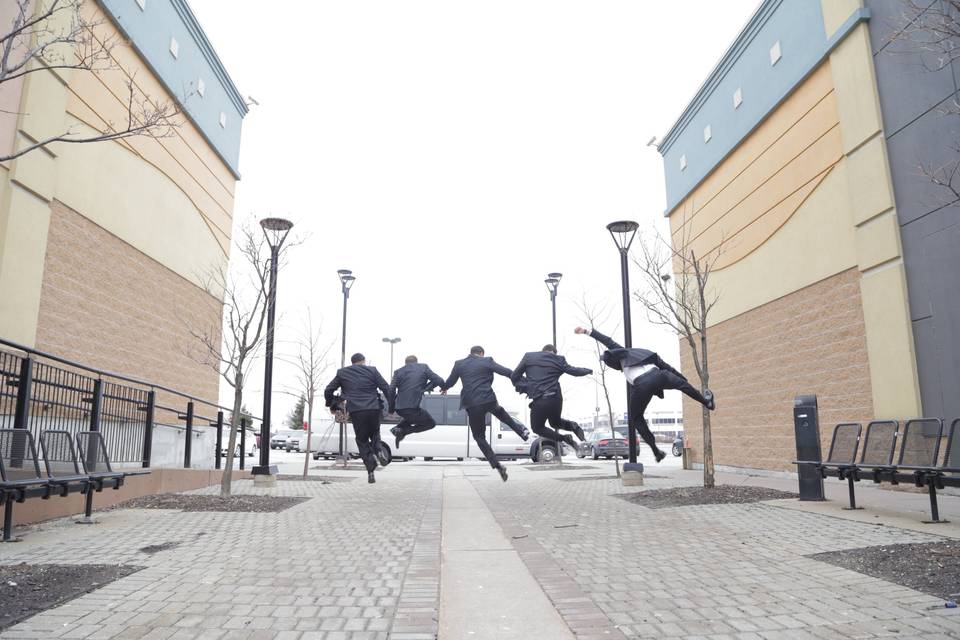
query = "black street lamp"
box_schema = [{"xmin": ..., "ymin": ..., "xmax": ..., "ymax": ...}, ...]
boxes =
[
  {"xmin": 544, "ymin": 272, "xmax": 563, "ymax": 463},
  {"xmin": 606, "ymin": 220, "xmax": 639, "ymax": 464},
  {"xmin": 382, "ymin": 337, "xmax": 401, "ymax": 374},
  {"xmin": 253, "ymin": 217, "xmax": 293, "ymax": 482},
  {"xmin": 544, "ymin": 272, "xmax": 562, "ymax": 346},
  {"xmin": 337, "ymin": 269, "xmax": 355, "ymax": 461}
]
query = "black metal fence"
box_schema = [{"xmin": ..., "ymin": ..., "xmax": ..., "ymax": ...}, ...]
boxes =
[{"xmin": 0, "ymin": 337, "xmax": 260, "ymax": 469}]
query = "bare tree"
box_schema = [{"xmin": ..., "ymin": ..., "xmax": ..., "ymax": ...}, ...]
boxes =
[
  {"xmin": 633, "ymin": 225, "xmax": 722, "ymax": 488},
  {"xmin": 189, "ymin": 221, "xmax": 275, "ymax": 496},
  {"xmin": 576, "ymin": 295, "xmax": 622, "ymax": 477},
  {"xmin": 280, "ymin": 310, "xmax": 334, "ymax": 478},
  {"xmin": 0, "ymin": 0, "xmax": 180, "ymax": 163}
]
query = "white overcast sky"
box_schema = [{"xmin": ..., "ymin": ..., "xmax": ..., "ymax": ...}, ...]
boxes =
[{"xmin": 188, "ymin": 0, "xmax": 758, "ymax": 428}]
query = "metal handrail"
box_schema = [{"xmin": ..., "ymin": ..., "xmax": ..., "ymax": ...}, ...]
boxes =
[{"xmin": 0, "ymin": 336, "xmax": 260, "ymax": 421}]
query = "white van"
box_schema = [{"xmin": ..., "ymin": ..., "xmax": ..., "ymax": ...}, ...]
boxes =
[{"xmin": 309, "ymin": 394, "xmax": 530, "ymax": 463}]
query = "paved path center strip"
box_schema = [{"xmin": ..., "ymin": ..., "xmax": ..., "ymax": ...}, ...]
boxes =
[{"xmin": 438, "ymin": 468, "xmax": 575, "ymax": 640}]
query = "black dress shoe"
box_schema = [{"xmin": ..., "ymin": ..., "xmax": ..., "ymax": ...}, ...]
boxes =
[
  {"xmin": 562, "ymin": 434, "xmax": 578, "ymax": 452},
  {"xmin": 497, "ymin": 467, "xmax": 509, "ymax": 482},
  {"xmin": 513, "ymin": 422, "xmax": 530, "ymax": 442},
  {"xmin": 375, "ymin": 446, "xmax": 390, "ymax": 467},
  {"xmin": 390, "ymin": 426, "xmax": 404, "ymax": 449},
  {"xmin": 654, "ymin": 449, "xmax": 666, "ymax": 463},
  {"xmin": 368, "ymin": 472, "xmax": 376, "ymax": 484},
  {"xmin": 572, "ymin": 423, "xmax": 586, "ymax": 442},
  {"xmin": 704, "ymin": 389, "xmax": 716, "ymax": 411}
]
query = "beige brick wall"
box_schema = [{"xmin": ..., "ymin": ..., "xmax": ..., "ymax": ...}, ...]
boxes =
[
  {"xmin": 33, "ymin": 200, "xmax": 221, "ymax": 402},
  {"xmin": 679, "ymin": 267, "xmax": 875, "ymax": 472}
]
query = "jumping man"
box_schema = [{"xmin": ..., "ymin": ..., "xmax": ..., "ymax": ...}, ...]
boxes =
[
  {"xmin": 324, "ymin": 352, "xmax": 394, "ymax": 484},
  {"xmin": 442, "ymin": 345, "xmax": 529, "ymax": 482},
  {"xmin": 511, "ymin": 344, "xmax": 592, "ymax": 455},
  {"xmin": 389, "ymin": 355, "xmax": 445, "ymax": 449},
  {"xmin": 575, "ymin": 326, "xmax": 715, "ymax": 462}
]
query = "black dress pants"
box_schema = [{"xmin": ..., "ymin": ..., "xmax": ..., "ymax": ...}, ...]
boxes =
[
  {"xmin": 466, "ymin": 402, "xmax": 505, "ymax": 469},
  {"xmin": 351, "ymin": 409, "xmax": 381, "ymax": 473},
  {"xmin": 395, "ymin": 407, "xmax": 437, "ymax": 437},
  {"xmin": 529, "ymin": 395, "xmax": 577, "ymax": 441},
  {"xmin": 629, "ymin": 370, "xmax": 709, "ymax": 454}
]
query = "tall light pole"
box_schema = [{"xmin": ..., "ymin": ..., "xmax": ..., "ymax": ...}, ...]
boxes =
[
  {"xmin": 337, "ymin": 269, "xmax": 355, "ymax": 462},
  {"xmin": 606, "ymin": 220, "xmax": 639, "ymax": 465},
  {"xmin": 253, "ymin": 217, "xmax": 293, "ymax": 484},
  {"xmin": 544, "ymin": 272, "xmax": 562, "ymax": 463},
  {"xmin": 382, "ymin": 337, "xmax": 401, "ymax": 374}
]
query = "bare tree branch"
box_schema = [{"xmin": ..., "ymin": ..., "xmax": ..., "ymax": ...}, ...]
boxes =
[{"xmin": 0, "ymin": 0, "xmax": 182, "ymax": 163}]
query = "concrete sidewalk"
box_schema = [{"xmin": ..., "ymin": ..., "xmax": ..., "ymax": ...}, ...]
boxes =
[{"xmin": 1, "ymin": 459, "xmax": 959, "ymax": 639}]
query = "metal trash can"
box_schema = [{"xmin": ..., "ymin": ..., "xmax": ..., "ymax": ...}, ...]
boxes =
[{"xmin": 794, "ymin": 394, "xmax": 824, "ymax": 501}]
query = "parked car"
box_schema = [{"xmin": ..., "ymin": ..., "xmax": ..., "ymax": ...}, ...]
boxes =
[
  {"xmin": 584, "ymin": 430, "xmax": 629, "ymax": 460},
  {"xmin": 672, "ymin": 436, "xmax": 684, "ymax": 457},
  {"xmin": 220, "ymin": 429, "xmax": 259, "ymax": 457},
  {"xmin": 270, "ymin": 430, "xmax": 297, "ymax": 450}
]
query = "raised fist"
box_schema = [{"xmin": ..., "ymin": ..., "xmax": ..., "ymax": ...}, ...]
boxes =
[{"xmin": 574, "ymin": 327, "xmax": 589, "ymax": 335}]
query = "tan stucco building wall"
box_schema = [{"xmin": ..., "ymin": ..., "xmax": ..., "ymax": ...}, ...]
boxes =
[
  {"xmin": 670, "ymin": 1, "xmax": 922, "ymax": 471},
  {"xmin": 0, "ymin": 1, "xmax": 233, "ymax": 398}
]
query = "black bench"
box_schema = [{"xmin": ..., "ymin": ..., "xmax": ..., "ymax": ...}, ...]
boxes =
[
  {"xmin": 798, "ymin": 418, "xmax": 959, "ymax": 523},
  {"xmin": 1, "ymin": 429, "xmax": 149, "ymax": 540}
]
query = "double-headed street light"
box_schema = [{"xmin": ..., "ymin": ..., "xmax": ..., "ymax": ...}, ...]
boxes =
[
  {"xmin": 337, "ymin": 269, "xmax": 356, "ymax": 460},
  {"xmin": 382, "ymin": 337, "xmax": 401, "ymax": 374},
  {"xmin": 253, "ymin": 217, "xmax": 294, "ymax": 482},
  {"xmin": 606, "ymin": 220, "xmax": 639, "ymax": 465}
]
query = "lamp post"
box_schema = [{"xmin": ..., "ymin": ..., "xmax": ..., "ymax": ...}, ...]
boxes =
[
  {"xmin": 606, "ymin": 220, "xmax": 639, "ymax": 464},
  {"xmin": 544, "ymin": 272, "xmax": 562, "ymax": 464},
  {"xmin": 382, "ymin": 337, "xmax": 401, "ymax": 374},
  {"xmin": 337, "ymin": 269, "xmax": 356, "ymax": 462},
  {"xmin": 253, "ymin": 217, "xmax": 293, "ymax": 483}
]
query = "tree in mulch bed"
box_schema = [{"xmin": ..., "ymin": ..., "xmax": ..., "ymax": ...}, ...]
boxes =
[
  {"xmin": 116, "ymin": 494, "xmax": 310, "ymax": 512},
  {"xmin": 615, "ymin": 485, "xmax": 798, "ymax": 509},
  {"xmin": 0, "ymin": 563, "xmax": 143, "ymax": 632},
  {"xmin": 809, "ymin": 540, "xmax": 960, "ymax": 602}
]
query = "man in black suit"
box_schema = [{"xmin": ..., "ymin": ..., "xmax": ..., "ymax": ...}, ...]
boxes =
[
  {"xmin": 388, "ymin": 355, "xmax": 445, "ymax": 448},
  {"xmin": 324, "ymin": 352, "xmax": 394, "ymax": 483},
  {"xmin": 575, "ymin": 326, "xmax": 714, "ymax": 462},
  {"xmin": 511, "ymin": 344, "xmax": 592, "ymax": 454},
  {"xmin": 442, "ymin": 345, "xmax": 529, "ymax": 482}
]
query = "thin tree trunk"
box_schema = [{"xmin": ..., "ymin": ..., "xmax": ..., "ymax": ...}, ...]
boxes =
[
  {"xmin": 220, "ymin": 376, "xmax": 243, "ymax": 497},
  {"xmin": 699, "ymin": 327, "xmax": 714, "ymax": 488},
  {"xmin": 303, "ymin": 393, "xmax": 314, "ymax": 479}
]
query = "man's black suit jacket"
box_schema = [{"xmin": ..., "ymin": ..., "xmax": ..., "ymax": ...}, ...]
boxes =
[{"xmin": 443, "ymin": 354, "xmax": 513, "ymax": 410}]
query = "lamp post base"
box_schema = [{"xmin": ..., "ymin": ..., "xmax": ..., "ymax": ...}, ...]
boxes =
[
  {"xmin": 251, "ymin": 464, "xmax": 278, "ymax": 487},
  {"xmin": 621, "ymin": 462, "xmax": 645, "ymax": 487}
]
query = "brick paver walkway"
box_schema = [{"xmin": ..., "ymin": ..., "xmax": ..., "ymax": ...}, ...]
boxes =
[{"xmin": 2, "ymin": 462, "xmax": 960, "ymax": 639}]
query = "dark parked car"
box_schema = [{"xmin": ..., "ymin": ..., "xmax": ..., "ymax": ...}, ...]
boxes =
[
  {"xmin": 672, "ymin": 436, "xmax": 683, "ymax": 457},
  {"xmin": 582, "ymin": 431, "xmax": 629, "ymax": 460}
]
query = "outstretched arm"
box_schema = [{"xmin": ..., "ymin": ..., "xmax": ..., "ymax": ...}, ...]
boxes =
[
  {"xmin": 374, "ymin": 368, "xmax": 395, "ymax": 408},
  {"xmin": 492, "ymin": 359, "xmax": 513, "ymax": 378},
  {"xmin": 323, "ymin": 374, "xmax": 342, "ymax": 411},
  {"xmin": 510, "ymin": 356, "xmax": 528, "ymax": 386},
  {"xmin": 442, "ymin": 364, "xmax": 460, "ymax": 393},
  {"xmin": 560, "ymin": 356, "xmax": 593, "ymax": 377},
  {"xmin": 575, "ymin": 326, "xmax": 623, "ymax": 351},
  {"xmin": 424, "ymin": 366, "xmax": 445, "ymax": 392},
  {"xmin": 388, "ymin": 372, "xmax": 399, "ymax": 413}
]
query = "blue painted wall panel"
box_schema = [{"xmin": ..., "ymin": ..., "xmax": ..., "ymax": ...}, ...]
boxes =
[
  {"xmin": 99, "ymin": 0, "xmax": 246, "ymax": 176},
  {"xmin": 660, "ymin": 0, "xmax": 827, "ymax": 214}
]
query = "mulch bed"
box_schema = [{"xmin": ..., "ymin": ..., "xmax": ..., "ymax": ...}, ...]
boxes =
[
  {"xmin": 615, "ymin": 485, "xmax": 798, "ymax": 509},
  {"xmin": 809, "ymin": 541, "xmax": 960, "ymax": 601},
  {"xmin": 0, "ymin": 563, "xmax": 143, "ymax": 631},
  {"xmin": 116, "ymin": 494, "xmax": 310, "ymax": 512},
  {"xmin": 277, "ymin": 475, "xmax": 354, "ymax": 483},
  {"xmin": 522, "ymin": 464, "xmax": 599, "ymax": 472}
]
